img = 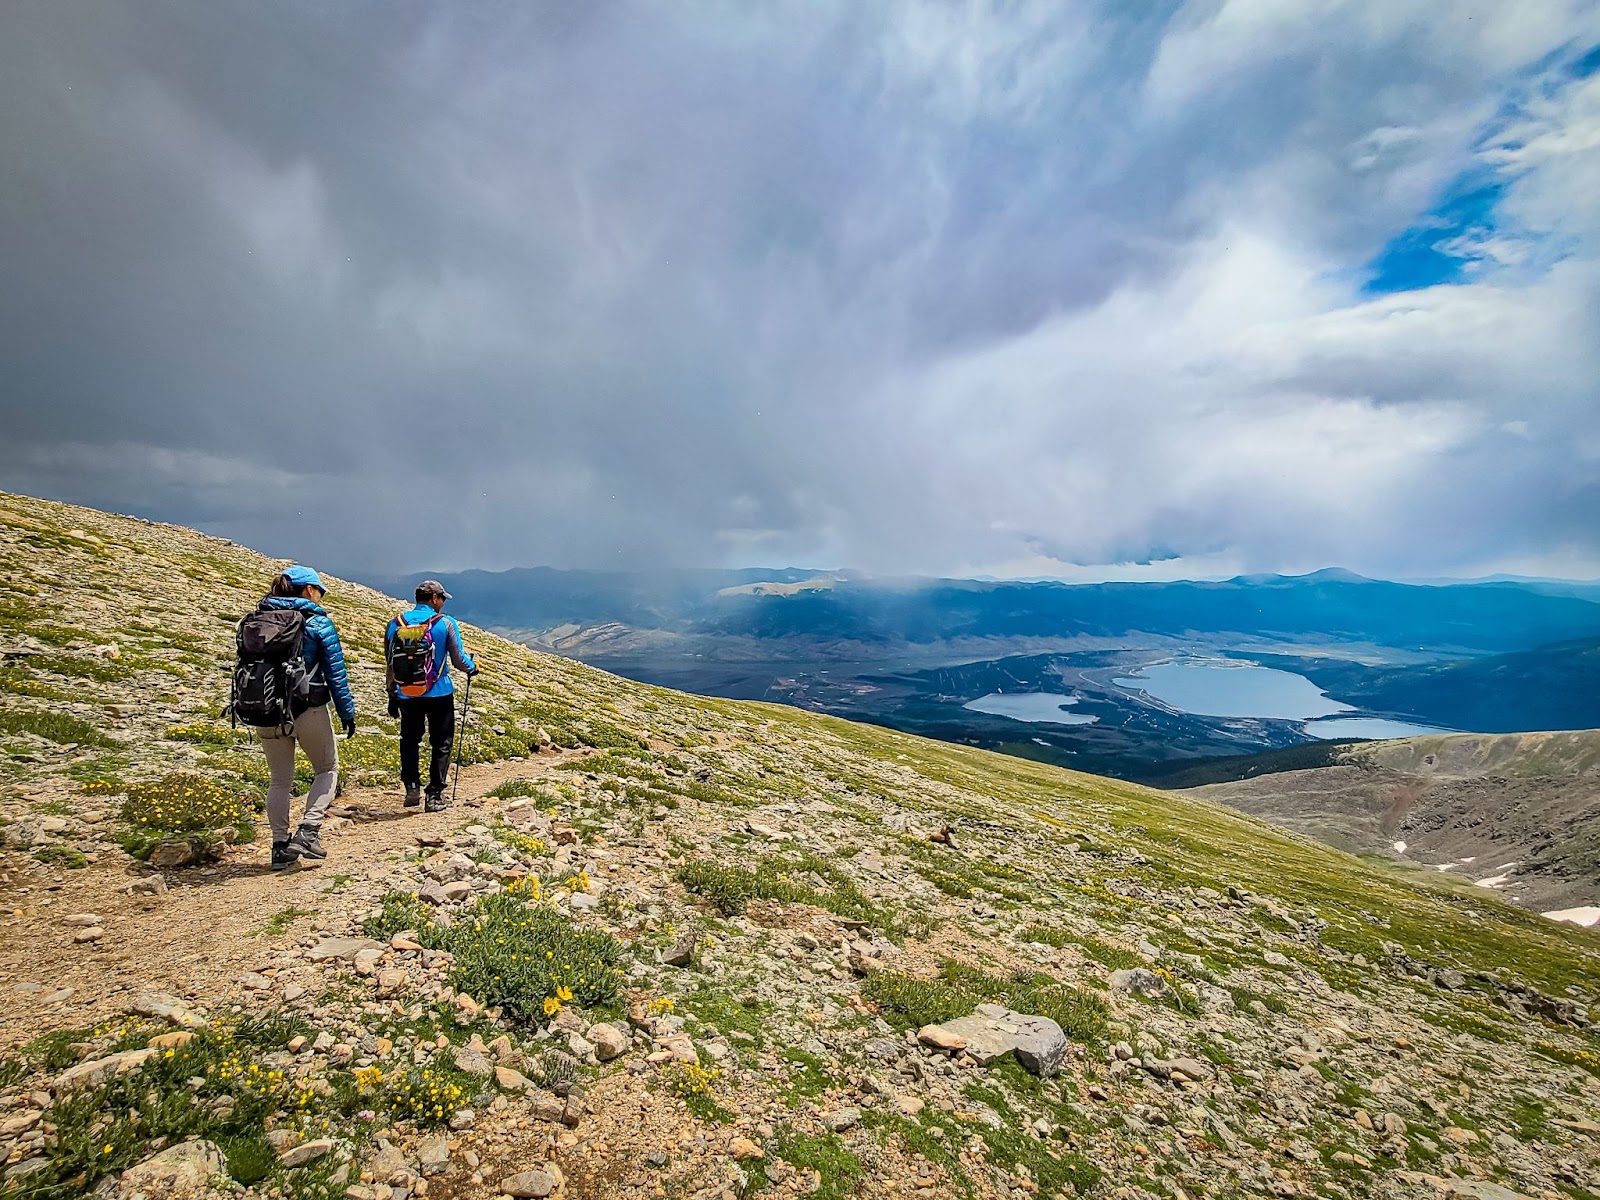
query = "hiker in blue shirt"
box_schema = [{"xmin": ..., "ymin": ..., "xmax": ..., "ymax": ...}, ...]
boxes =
[
  {"xmin": 384, "ymin": 579, "xmax": 476, "ymax": 812},
  {"xmin": 255, "ymin": 565, "xmax": 357, "ymax": 870}
]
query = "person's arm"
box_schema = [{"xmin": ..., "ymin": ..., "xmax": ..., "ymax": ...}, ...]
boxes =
[
  {"xmin": 445, "ymin": 617, "xmax": 476, "ymax": 675},
  {"xmin": 314, "ymin": 615, "xmax": 358, "ymax": 729},
  {"xmin": 383, "ymin": 618, "xmax": 400, "ymax": 716}
]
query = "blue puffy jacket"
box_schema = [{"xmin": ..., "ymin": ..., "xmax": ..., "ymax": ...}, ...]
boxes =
[{"xmin": 261, "ymin": 596, "xmax": 357, "ymax": 726}]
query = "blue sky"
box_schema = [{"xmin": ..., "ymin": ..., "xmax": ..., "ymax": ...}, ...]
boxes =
[
  {"xmin": 1365, "ymin": 43, "xmax": 1598, "ymax": 296},
  {"xmin": 0, "ymin": 2, "xmax": 1598, "ymax": 582},
  {"xmin": 1364, "ymin": 178, "xmax": 1510, "ymax": 294}
]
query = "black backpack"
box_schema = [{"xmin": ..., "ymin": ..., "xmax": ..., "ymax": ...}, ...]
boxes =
[{"xmin": 228, "ymin": 605, "xmax": 310, "ymax": 729}]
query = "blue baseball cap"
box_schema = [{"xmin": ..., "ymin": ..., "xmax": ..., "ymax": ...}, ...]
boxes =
[{"xmin": 283, "ymin": 564, "xmax": 327, "ymax": 592}]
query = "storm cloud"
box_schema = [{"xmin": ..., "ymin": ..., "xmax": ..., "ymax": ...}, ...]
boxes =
[{"xmin": 1, "ymin": 1, "xmax": 1597, "ymax": 579}]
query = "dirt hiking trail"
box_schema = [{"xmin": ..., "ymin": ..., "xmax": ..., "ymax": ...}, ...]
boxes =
[{"xmin": 0, "ymin": 752, "xmax": 585, "ymax": 1050}]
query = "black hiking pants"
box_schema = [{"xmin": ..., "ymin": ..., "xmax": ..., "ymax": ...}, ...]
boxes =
[{"xmin": 399, "ymin": 693, "xmax": 456, "ymax": 796}]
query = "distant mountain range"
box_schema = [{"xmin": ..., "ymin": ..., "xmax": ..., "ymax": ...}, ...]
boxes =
[{"xmin": 362, "ymin": 565, "xmax": 1600, "ymax": 655}]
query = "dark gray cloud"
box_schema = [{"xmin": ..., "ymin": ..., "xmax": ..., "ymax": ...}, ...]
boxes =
[{"xmin": 1, "ymin": 0, "xmax": 1597, "ymax": 579}]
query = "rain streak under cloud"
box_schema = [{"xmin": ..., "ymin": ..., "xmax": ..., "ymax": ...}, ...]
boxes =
[{"xmin": 1, "ymin": 1, "xmax": 1598, "ymax": 581}]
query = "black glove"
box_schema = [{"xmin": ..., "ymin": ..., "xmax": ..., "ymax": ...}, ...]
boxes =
[
  {"xmin": 467, "ymin": 663, "xmax": 479, "ymax": 678},
  {"xmin": 343, "ymin": 717, "xmax": 357, "ymax": 739},
  {"xmin": 387, "ymin": 696, "xmax": 400, "ymax": 719}
]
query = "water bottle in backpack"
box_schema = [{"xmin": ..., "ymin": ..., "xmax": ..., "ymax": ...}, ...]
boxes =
[{"xmin": 390, "ymin": 612, "xmax": 444, "ymax": 698}]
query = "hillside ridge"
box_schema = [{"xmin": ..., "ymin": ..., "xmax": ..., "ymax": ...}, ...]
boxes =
[
  {"xmin": 0, "ymin": 490, "xmax": 1598, "ymax": 1200},
  {"xmin": 1187, "ymin": 730, "xmax": 1600, "ymax": 916}
]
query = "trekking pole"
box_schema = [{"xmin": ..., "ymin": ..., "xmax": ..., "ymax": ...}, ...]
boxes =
[{"xmin": 450, "ymin": 671, "xmax": 473, "ymax": 807}]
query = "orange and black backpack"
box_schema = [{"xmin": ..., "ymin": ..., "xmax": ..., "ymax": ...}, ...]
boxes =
[{"xmin": 389, "ymin": 612, "xmax": 444, "ymax": 698}]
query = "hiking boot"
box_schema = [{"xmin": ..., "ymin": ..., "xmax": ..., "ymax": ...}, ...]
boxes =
[
  {"xmin": 424, "ymin": 791, "xmax": 451, "ymax": 813},
  {"xmin": 270, "ymin": 840, "xmax": 301, "ymax": 872},
  {"xmin": 288, "ymin": 824, "xmax": 326, "ymax": 862},
  {"xmin": 403, "ymin": 785, "xmax": 423, "ymax": 808}
]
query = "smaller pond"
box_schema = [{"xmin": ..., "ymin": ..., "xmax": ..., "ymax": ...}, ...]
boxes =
[
  {"xmin": 1302, "ymin": 717, "xmax": 1448, "ymax": 740},
  {"xmin": 963, "ymin": 692, "xmax": 1098, "ymax": 725}
]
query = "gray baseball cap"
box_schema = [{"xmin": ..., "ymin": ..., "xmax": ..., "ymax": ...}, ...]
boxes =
[{"xmin": 416, "ymin": 579, "xmax": 453, "ymax": 600}]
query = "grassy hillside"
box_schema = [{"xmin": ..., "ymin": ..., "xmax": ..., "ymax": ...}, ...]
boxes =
[
  {"xmin": 1, "ymin": 489, "xmax": 1598, "ymax": 1200},
  {"xmin": 1185, "ymin": 730, "xmax": 1600, "ymax": 914},
  {"xmin": 1354, "ymin": 729, "xmax": 1600, "ymax": 778}
]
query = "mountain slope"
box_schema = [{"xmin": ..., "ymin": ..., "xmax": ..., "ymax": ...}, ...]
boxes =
[
  {"xmin": 1, "ymin": 490, "xmax": 1598, "ymax": 1200},
  {"xmin": 1187, "ymin": 730, "xmax": 1600, "ymax": 914}
]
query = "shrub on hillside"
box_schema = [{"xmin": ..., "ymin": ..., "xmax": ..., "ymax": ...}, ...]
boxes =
[
  {"xmin": 363, "ymin": 889, "xmax": 438, "ymax": 942},
  {"xmin": 487, "ymin": 778, "xmax": 543, "ymax": 799},
  {"xmin": 443, "ymin": 884, "xmax": 622, "ymax": 1025},
  {"xmin": 386, "ymin": 1064, "xmax": 471, "ymax": 1125},
  {"xmin": 11, "ymin": 1012, "xmax": 309, "ymax": 1194},
  {"xmin": 89, "ymin": 773, "xmax": 256, "ymax": 864},
  {"xmin": 864, "ymin": 961, "xmax": 1111, "ymax": 1047},
  {"xmin": 676, "ymin": 855, "xmax": 899, "ymax": 935},
  {"xmin": 363, "ymin": 881, "xmax": 623, "ymax": 1026},
  {"xmin": 0, "ymin": 706, "xmax": 114, "ymax": 747}
]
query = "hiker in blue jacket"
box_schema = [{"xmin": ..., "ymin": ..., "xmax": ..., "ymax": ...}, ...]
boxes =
[
  {"xmin": 385, "ymin": 579, "xmax": 476, "ymax": 812},
  {"xmin": 258, "ymin": 565, "xmax": 357, "ymax": 870}
]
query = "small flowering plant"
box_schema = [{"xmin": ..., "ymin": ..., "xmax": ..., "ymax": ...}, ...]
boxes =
[
  {"xmin": 95, "ymin": 772, "xmax": 256, "ymax": 864},
  {"xmin": 1537, "ymin": 1041, "xmax": 1600, "ymax": 1078},
  {"xmin": 388, "ymin": 1065, "xmax": 468, "ymax": 1124},
  {"xmin": 441, "ymin": 884, "xmax": 622, "ymax": 1026},
  {"xmin": 118, "ymin": 773, "xmax": 254, "ymax": 834},
  {"xmin": 505, "ymin": 874, "xmax": 543, "ymax": 900},
  {"xmin": 492, "ymin": 825, "xmax": 548, "ymax": 858},
  {"xmin": 665, "ymin": 1059, "xmax": 730, "ymax": 1122}
]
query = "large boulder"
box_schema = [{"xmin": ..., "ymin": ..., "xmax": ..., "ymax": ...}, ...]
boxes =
[
  {"xmin": 917, "ymin": 1004, "xmax": 1068, "ymax": 1077},
  {"xmin": 502, "ymin": 1165, "xmax": 563, "ymax": 1198},
  {"xmin": 424, "ymin": 852, "xmax": 472, "ymax": 882},
  {"xmin": 1109, "ymin": 968, "xmax": 1167, "ymax": 999},
  {"xmin": 131, "ymin": 992, "xmax": 206, "ymax": 1029},
  {"xmin": 118, "ymin": 1139, "xmax": 226, "ymax": 1195},
  {"xmin": 585, "ymin": 1022, "xmax": 628, "ymax": 1061},
  {"xmin": 307, "ymin": 937, "xmax": 385, "ymax": 964},
  {"xmin": 53, "ymin": 1048, "xmax": 155, "ymax": 1093},
  {"xmin": 278, "ymin": 1137, "xmax": 337, "ymax": 1169}
]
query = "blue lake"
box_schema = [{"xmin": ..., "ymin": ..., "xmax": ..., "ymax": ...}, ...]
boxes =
[
  {"xmin": 964, "ymin": 692, "xmax": 1098, "ymax": 725},
  {"xmin": 1113, "ymin": 656, "xmax": 1451, "ymax": 739},
  {"xmin": 1114, "ymin": 659, "xmax": 1348, "ymax": 719}
]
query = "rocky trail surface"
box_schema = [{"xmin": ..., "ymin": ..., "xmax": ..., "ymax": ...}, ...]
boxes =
[
  {"xmin": 0, "ymin": 754, "xmax": 573, "ymax": 1048},
  {"xmin": 1, "ymin": 490, "xmax": 1599, "ymax": 1200}
]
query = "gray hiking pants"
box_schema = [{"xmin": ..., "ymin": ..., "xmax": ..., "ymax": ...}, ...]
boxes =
[{"xmin": 257, "ymin": 703, "xmax": 339, "ymax": 841}]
